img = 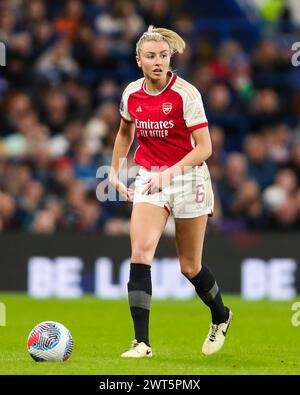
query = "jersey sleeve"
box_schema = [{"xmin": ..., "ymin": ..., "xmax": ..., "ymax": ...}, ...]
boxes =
[
  {"xmin": 119, "ymin": 89, "xmax": 133, "ymax": 123},
  {"xmin": 183, "ymin": 89, "xmax": 208, "ymax": 132}
]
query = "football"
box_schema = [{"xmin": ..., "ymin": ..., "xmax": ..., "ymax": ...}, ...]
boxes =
[{"xmin": 27, "ymin": 321, "xmax": 73, "ymax": 362}]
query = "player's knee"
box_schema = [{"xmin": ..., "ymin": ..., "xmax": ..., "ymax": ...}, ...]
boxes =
[
  {"xmin": 131, "ymin": 244, "xmax": 154, "ymax": 265},
  {"xmin": 179, "ymin": 257, "xmax": 202, "ymax": 279},
  {"xmin": 181, "ymin": 267, "xmax": 201, "ymax": 279}
]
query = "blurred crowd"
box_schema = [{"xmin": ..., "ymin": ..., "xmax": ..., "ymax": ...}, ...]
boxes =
[{"xmin": 0, "ymin": 0, "xmax": 300, "ymax": 234}]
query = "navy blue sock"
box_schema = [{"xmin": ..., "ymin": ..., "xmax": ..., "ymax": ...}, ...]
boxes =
[
  {"xmin": 127, "ymin": 263, "xmax": 152, "ymax": 346},
  {"xmin": 188, "ymin": 265, "xmax": 229, "ymax": 324}
]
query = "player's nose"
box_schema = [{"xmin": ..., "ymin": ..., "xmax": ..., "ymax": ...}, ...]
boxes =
[{"xmin": 155, "ymin": 56, "xmax": 162, "ymax": 65}]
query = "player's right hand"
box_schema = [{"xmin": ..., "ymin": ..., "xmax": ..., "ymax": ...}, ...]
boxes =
[
  {"xmin": 110, "ymin": 177, "xmax": 134, "ymax": 203},
  {"xmin": 118, "ymin": 182, "xmax": 134, "ymax": 203}
]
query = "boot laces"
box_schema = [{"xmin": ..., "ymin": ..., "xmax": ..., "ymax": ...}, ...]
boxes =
[
  {"xmin": 130, "ymin": 339, "xmax": 138, "ymax": 349},
  {"xmin": 209, "ymin": 324, "xmax": 219, "ymax": 342}
]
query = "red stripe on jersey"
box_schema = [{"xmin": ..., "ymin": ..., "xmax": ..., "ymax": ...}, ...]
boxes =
[
  {"xmin": 187, "ymin": 122, "xmax": 208, "ymax": 132},
  {"xmin": 164, "ymin": 204, "xmax": 171, "ymax": 215}
]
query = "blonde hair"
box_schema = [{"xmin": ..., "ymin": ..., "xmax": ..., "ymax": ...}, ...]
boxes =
[{"xmin": 136, "ymin": 25, "xmax": 185, "ymax": 58}]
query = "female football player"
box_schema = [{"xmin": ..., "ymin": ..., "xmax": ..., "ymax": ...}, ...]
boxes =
[{"xmin": 109, "ymin": 26, "xmax": 233, "ymax": 358}]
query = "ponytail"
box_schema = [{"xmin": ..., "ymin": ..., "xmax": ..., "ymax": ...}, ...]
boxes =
[{"xmin": 136, "ymin": 25, "xmax": 185, "ymax": 57}]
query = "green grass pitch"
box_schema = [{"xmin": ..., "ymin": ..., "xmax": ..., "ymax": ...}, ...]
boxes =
[{"xmin": 0, "ymin": 293, "xmax": 299, "ymax": 375}]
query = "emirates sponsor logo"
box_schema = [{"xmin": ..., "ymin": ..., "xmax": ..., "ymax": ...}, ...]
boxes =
[
  {"xmin": 162, "ymin": 102, "xmax": 172, "ymax": 115},
  {"xmin": 135, "ymin": 119, "xmax": 174, "ymax": 129},
  {"xmin": 135, "ymin": 119, "xmax": 174, "ymax": 138}
]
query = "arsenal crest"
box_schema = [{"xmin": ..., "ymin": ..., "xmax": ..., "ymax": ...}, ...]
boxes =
[{"xmin": 162, "ymin": 102, "xmax": 172, "ymax": 115}]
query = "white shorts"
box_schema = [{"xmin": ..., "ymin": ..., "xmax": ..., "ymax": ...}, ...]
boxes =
[{"xmin": 133, "ymin": 162, "xmax": 214, "ymax": 219}]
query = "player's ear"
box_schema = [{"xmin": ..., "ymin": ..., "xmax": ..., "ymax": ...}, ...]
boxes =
[{"xmin": 136, "ymin": 56, "xmax": 142, "ymax": 68}]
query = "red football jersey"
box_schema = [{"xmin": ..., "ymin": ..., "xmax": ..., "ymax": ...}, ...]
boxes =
[{"xmin": 120, "ymin": 70, "xmax": 208, "ymax": 169}]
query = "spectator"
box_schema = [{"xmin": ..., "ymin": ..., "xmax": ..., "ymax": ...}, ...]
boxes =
[
  {"xmin": 53, "ymin": 0, "xmax": 84, "ymax": 41},
  {"xmin": 48, "ymin": 156, "xmax": 75, "ymax": 197},
  {"xmin": 77, "ymin": 196, "xmax": 109, "ymax": 232},
  {"xmin": 31, "ymin": 209, "xmax": 57, "ymax": 234},
  {"xmin": 231, "ymin": 180, "xmax": 264, "ymax": 229},
  {"xmin": 217, "ymin": 152, "xmax": 263, "ymax": 231},
  {"xmin": 266, "ymin": 195, "xmax": 300, "ymax": 230},
  {"xmin": 141, "ymin": 0, "xmax": 175, "ymax": 30},
  {"xmin": 3, "ymin": 92, "xmax": 33, "ymax": 135},
  {"xmin": 286, "ymin": 140, "xmax": 300, "ymax": 184},
  {"xmin": 244, "ymin": 134, "xmax": 277, "ymax": 189},
  {"xmin": 0, "ymin": 191, "xmax": 16, "ymax": 231},
  {"xmin": 206, "ymin": 84, "xmax": 247, "ymax": 152},
  {"xmin": 23, "ymin": 0, "xmax": 46, "ymax": 28},
  {"xmin": 73, "ymin": 141, "xmax": 99, "ymax": 190},
  {"xmin": 217, "ymin": 152, "xmax": 249, "ymax": 217},
  {"xmin": 41, "ymin": 89, "xmax": 70, "ymax": 134},
  {"xmin": 274, "ymin": 168, "xmax": 297, "ymax": 195},
  {"xmin": 190, "ymin": 65, "xmax": 214, "ymax": 95},
  {"xmin": 15, "ymin": 180, "xmax": 44, "ymax": 230},
  {"xmin": 35, "ymin": 39, "xmax": 79, "ymax": 83},
  {"xmin": 247, "ymin": 89, "xmax": 282, "ymax": 130},
  {"xmin": 206, "ymin": 125, "xmax": 226, "ymax": 182},
  {"xmin": 60, "ymin": 180, "xmax": 86, "ymax": 231},
  {"xmin": 95, "ymin": 0, "xmax": 145, "ymax": 42},
  {"xmin": 31, "ymin": 21, "xmax": 57, "ymax": 58},
  {"xmin": 266, "ymin": 123, "xmax": 292, "ymax": 164},
  {"xmin": 3, "ymin": 110, "xmax": 48, "ymax": 158},
  {"xmin": 80, "ymin": 36, "xmax": 116, "ymax": 84}
]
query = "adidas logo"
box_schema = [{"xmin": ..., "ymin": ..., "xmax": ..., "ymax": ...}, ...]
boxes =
[{"xmin": 136, "ymin": 106, "xmax": 142, "ymax": 112}]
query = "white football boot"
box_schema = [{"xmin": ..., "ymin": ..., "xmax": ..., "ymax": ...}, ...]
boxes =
[
  {"xmin": 121, "ymin": 339, "xmax": 152, "ymax": 358},
  {"xmin": 202, "ymin": 310, "xmax": 233, "ymax": 356}
]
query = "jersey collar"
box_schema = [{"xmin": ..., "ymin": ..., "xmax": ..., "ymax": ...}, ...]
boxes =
[{"xmin": 142, "ymin": 70, "xmax": 177, "ymax": 96}]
